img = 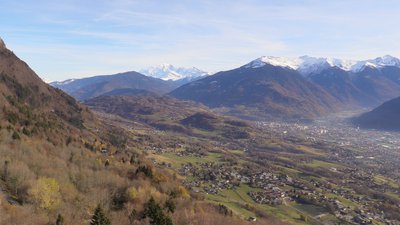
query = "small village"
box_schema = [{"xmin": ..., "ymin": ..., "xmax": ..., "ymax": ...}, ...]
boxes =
[
  {"xmin": 173, "ymin": 156, "xmax": 399, "ymax": 224},
  {"xmin": 138, "ymin": 112, "xmax": 400, "ymax": 225}
]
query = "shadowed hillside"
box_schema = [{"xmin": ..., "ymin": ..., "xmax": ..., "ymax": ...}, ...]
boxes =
[
  {"xmin": 51, "ymin": 71, "xmax": 178, "ymax": 101},
  {"xmin": 352, "ymin": 96, "xmax": 400, "ymax": 131},
  {"xmin": 85, "ymin": 95, "xmax": 252, "ymax": 139},
  {"xmin": 170, "ymin": 64, "xmax": 343, "ymax": 120}
]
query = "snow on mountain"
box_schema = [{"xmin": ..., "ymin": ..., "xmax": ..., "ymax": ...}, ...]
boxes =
[
  {"xmin": 373, "ymin": 55, "xmax": 400, "ymax": 67},
  {"xmin": 50, "ymin": 79, "xmax": 76, "ymax": 86},
  {"xmin": 245, "ymin": 55, "xmax": 400, "ymax": 75},
  {"xmin": 245, "ymin": 56, "xmax": 301, "ymax": 70},
  {"xmin": 140, "ymin": 64, "xmax": 209, "ymax": 81}
]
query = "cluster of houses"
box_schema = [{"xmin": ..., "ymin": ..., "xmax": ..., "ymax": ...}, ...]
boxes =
[
  {"xmin": 179, "ymin": 162, "xmax": 291, "ymax": 204},
  {"xmin": 176, "ymin": 158, "xmax": 399, "ymax": 224},
  {"xmin": 179, "ymin": 162, "xmax": 240, "ymax": 194},
  {"xmin": 142, "ymin": 120, "xmax": 400, "ymax": 225},
  {"xmin": 248, "ymin": 188, "xmax": 285, "ymax": 205}
]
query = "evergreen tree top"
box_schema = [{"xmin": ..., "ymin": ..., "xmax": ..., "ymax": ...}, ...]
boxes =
[{"xmin": 90, "ymin": 205, "xmax": 111, "ymax": 225}]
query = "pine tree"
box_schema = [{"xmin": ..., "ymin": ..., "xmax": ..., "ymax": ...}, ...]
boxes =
[
  {"xmin": 142, "ymin": 197, "xmax": 173, "ymax": 225},
  {"xmin": 90, "ymin": 205, "xmax": 111, "ymax": 225}
]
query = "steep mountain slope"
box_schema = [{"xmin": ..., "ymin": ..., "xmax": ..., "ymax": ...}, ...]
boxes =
[
  {"xmin": 308, "ymin": 67, "xmax": 400, "ymax": 107},
  {"xmin": 1, "ymin": 38, "xmax": 282, "ymax": 225},
  {"xmin": 352, "ymin": 66, "xmax": 400, "ymax": 104},
  {"xmin": 380, "ymin": 66, "xmax": 400, "ymax": 85},
  {"xmin": 308, "ymin": 67, "xmax": 372, "ymax": 106},
  {"xmin": 247, "ymin": 55, "xmax": 400, "ymax": 108},
  {"xmin": 140, "ymin": 63, "xmax": 209, "ymax": 81},
  {"xmin": 170, "ymin": 64, "xmax": 343, "ymax": 119},
  {"xmin": 51, "ymin": 71, "xmax": 178, "ymax": 100},
  {"xmin": 352, "ymin": 96, "xmax": 400, "ymax": 131},
  {"xmin": 0, "ymin": 38, "xmax": 92, "ymax": 136},
  {"xmin": 0, "ymin": 38, "xmax": 125, "ymax": 224}
]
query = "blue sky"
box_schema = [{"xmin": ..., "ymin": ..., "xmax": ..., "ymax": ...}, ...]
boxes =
[{"xmin": 1, "ymin": 0, "xmax": 400, "ymax": 82}]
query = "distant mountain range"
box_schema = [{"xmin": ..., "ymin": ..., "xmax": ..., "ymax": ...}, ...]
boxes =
[
  {"xmin": 352, "ymin": 96, "xmax": 400, "ymax": 131},
  {"xmin": 139, "ymin": 63, "xmax": 209, "ymax": 81},
  {"xmin": 246, "ymin": 55, "xmax": 400, "ymax": 75},
  {"xmin": 170, "ymin": 64, "xmax": 343, "ymax": 119},
  {"xmin": 51, "ymin": 71, "xmax": 178, "ymax": 101},
  {"xmin": 170, "ymin": 55, "xmax": 400, "ymax": 119},
  {"xmin": 244, "ymin": 55, "xmax": 400, "ymax": 106},
  {"xmin": 51, "ymin": 55, "xmax": 400, "ymax": 120},
  {"xmin": 51, "ymin": 64, "xmax": 209, "ymax": 100}
]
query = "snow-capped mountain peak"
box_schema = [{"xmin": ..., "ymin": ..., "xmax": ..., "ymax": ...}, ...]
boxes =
[
  {"xmin": 140, "ymin": 64, "xmax": 209, "ymax": 81},
  {"xmin": 245, "ymin": 56, "xmax": 348, "ymax": 75},
  {"xmin": 50, "ymin": 79, "xmax": 76, "ymax": 86},
  {"xmin": 246, "ymin": 56, "xmax": 300, "ymax": 70},
  {"xmin": 245, "ymin": 55, "xmax": 400, "ymax": 75},
  {"xmin": 371, "ymin": 55, "xmax": 400, "ymax": 67},
  {"xmin": 348, "ymin": 55, "xmax": 400, "ymax": 72}
]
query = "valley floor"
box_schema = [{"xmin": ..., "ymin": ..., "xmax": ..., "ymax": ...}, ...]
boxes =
[{"xmin": 95, "ymin": 109, "xmax": 400, "ymax": 225}]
